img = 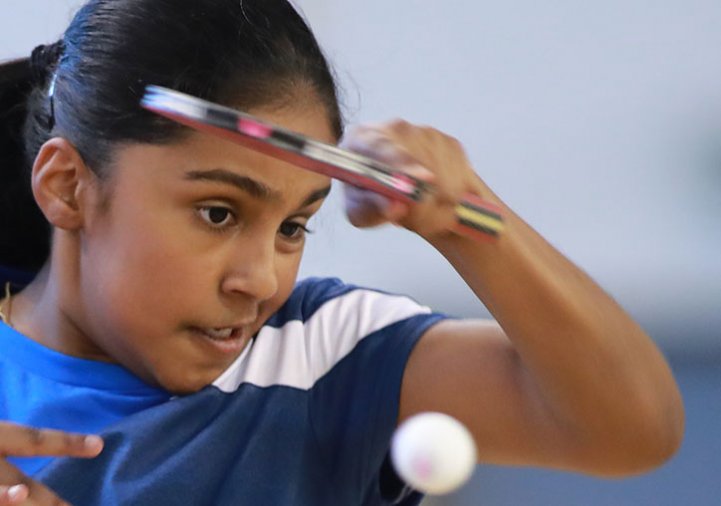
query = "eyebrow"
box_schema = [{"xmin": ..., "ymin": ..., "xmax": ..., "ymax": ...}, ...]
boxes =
[
  {"xmin": 185, "ymin": 169, "xmax": 280, "ymax": 201},
  {"xmin": 300, "ymin": 185, "xmax": 332, "ymax": 208},
  {"xmin": 184, "ymin": 168, "xmax": 331, "ymax": 209}
]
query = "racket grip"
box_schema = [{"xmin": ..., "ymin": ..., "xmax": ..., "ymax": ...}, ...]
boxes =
[{"xmin": 452, "ymin": 193, "xmax": 504, "ymax": 242}]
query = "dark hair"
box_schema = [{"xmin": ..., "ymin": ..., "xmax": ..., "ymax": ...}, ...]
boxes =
[{"xmin": 0, "ymin": 0, "xmax": 343, "ymax": 276}]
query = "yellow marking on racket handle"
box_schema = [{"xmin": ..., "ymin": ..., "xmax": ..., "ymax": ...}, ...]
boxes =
[{"xmin": 455, "ymin": 204, "xmax": 504, "ymax": 234}]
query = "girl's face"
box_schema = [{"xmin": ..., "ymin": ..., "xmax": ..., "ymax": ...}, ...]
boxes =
[{"xmin": 76, "ymin": 105, "xmax": 335, "ymax": 393}]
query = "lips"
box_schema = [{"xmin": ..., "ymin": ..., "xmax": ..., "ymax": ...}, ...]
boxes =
[
  {"xmin": 203, "ymin": 327, "xmax": 237, "ymax": 340},
  {"xmin": 190, "ymin": 324, "xmax": 251, "ymax": 354}
]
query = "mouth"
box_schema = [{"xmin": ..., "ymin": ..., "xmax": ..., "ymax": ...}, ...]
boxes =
[{"xmin": 190, "ymin": 325, "xmax": 250, "ymax": 354}]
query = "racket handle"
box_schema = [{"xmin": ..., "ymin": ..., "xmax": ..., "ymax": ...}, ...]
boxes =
[{"xmin": 452, "ymin": 193, "xmax": 504, "ymax": 242}]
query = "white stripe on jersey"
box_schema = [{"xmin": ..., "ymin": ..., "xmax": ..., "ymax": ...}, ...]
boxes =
[{"xmin": 212, "ymin": 289, "xmax": 431, "ymax": 393}]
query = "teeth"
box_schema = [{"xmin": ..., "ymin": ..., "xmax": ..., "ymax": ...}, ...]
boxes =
[{"xmin": 205, "ymin": 328, "xmax": 234, "ymax": 339}]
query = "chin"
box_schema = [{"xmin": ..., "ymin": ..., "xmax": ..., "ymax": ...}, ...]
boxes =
[{"xmin": 153, "ymin": 369, "xmax": 218, "ymax": 396}]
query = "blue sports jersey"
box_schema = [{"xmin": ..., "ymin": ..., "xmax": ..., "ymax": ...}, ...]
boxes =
[{"xmin": 0, "ymin": 277, "xmax": 447, "ymax": 505}]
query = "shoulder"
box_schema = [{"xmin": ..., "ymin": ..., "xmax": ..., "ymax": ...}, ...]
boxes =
[
  {"xmin": 212, "ymin": 277, "xmax": 444, "ymax": 393},
  {"xmin": 265, "ymin": 276, "xmax": 433, "ymax": 328}
]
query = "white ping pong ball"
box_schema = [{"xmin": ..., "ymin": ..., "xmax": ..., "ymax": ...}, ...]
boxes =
[{"xmin": 391, "ymin": 412, "xmax": 477, "ymax": 495}]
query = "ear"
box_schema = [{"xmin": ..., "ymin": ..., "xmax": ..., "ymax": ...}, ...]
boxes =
[{"xmin": 31, "ymin": 137, "xmax": 96, "ymax": 230}]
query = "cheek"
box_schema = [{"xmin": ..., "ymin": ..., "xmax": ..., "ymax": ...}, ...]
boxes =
[
  {"xmin": 82, "ymin": 204, "xmax": 210, "ymax": 321},
  {"xmin": 278, "ymin": 253, "xmax": 302, "ymax": 293}
]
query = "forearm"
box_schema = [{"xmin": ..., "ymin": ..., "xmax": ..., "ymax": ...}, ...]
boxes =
[{"xmin": 432, "ymin": 187, "xmax": 685, "ymax": 467}]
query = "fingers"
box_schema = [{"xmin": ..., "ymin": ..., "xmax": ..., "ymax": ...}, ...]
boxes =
[
  {"xmin": 0, "ymin": 422, "xmax": 103, "ymax": 458},
  {"xmin": 342, "ymin": 184, "xmax": 409, "ymax": 228},
  {"xmin": 0, "ymin": 424, "xmax": 102, "ymax": 505},
  {"xmin": 0, "ymin": 485, "xmax": 28, "ymax": 505},
  {"xmin": 340, "ymin": 124, "xmax": 429, "ymax": 177},
  {"xmin": 340, "ymin": 120, "xmax": 474, "ymax": 205},
  {"xmin": 340, "ymin": 119, "xmax": 484, "ymax": 238},
  {"xmin": 0, "ymin": 461, "xmax": 71, "ymax": 506}
]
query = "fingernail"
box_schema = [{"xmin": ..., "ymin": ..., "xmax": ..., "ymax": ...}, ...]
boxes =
[
  {"xmin": 84, "ymin": 435, "xmax": 104, "ymax": 451},
  {"xmin": 7, "ymin": 485, "xmax": 28, "ymax": 501}
]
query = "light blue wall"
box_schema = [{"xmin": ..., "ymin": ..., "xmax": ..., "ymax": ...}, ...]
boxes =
[{"xmin": 298, "ymin": 0, "xmax": 721, "ymax": 356}]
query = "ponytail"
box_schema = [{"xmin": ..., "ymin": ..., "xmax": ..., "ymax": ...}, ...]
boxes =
[{"xmin": 0, "ymin": 57, "xmax": 53, "ymax": 277}]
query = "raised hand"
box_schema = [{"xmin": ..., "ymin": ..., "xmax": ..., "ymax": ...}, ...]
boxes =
[
  {"xmin": 339, "ymin": 119, "xmax": 497, "ymax": 243},
  {"xmin": 0, "ymin": 422, "xmax": 103, "ymax": 505}
]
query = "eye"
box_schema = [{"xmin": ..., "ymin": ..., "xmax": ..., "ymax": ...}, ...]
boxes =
[
  {"xmin": 278, "ymin": 221, "xmax": 312, "ymax": 241},
  {"xmin": 198, "ymin": 206, "xmax": 236, "ymax": 228}
]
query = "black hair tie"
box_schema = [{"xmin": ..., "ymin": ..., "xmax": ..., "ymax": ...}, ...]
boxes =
[
  {"xmin": 29, "ymin": 41, "xmax": 65, "ymax": 130},
  {"xmin": 29, "ymin": 41, "xmax": 65, "ymax": 85}
]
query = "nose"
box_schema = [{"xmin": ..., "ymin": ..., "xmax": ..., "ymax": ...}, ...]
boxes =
[{"xmin": 220, "ymin": 235, "xmax": 279, "ymax": 303}]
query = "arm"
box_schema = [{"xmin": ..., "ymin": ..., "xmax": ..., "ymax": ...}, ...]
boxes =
[{"xmin": 340, "ymin": 120, "xmax": 684, "ymax": 477}]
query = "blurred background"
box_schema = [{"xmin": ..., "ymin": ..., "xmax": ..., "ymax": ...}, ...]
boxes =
[{"xmin": 3, "ymin": 0, "xmax": 720, "ymax": 504}]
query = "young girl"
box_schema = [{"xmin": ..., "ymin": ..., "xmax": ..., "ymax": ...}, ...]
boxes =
[{"xmin": 0, "ymin": 0, "xmax": 684, "ymax": 505}]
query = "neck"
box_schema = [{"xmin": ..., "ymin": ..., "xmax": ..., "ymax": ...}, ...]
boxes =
[
  {"xmin": 11, "ymin": 264, "xmax": 61, "ymax": 342},
  {"xmin": 11, "ymin": 239, "xmax": 111, "ymax": 361}
]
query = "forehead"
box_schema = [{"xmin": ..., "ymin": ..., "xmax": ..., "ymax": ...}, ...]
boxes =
[{"xmin": 111, "ymin": 104, "xmax": 336, "ymax": 204}]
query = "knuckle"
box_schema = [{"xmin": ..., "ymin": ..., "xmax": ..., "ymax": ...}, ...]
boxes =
[
  {"xmin": 418, "ymin": 124, "xmax": 437, "ymax": 136},
  {"xmin": 387, "ymin": 118, "xmax": 411, "ymax": 132},
  {"xmin": 24, "ymin": 427, "xmax": 44, "ymax": 448},
  {"xmin": 62, "ymin": 433, "xmax": 82, "ymax": 452},
  {"xmin": 433, "ymin": 128, "xmax": 459, "ymax": 147},
  {"xmin": 445, "ymin": 134, "xmax": 462, "ymax": 148}
]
